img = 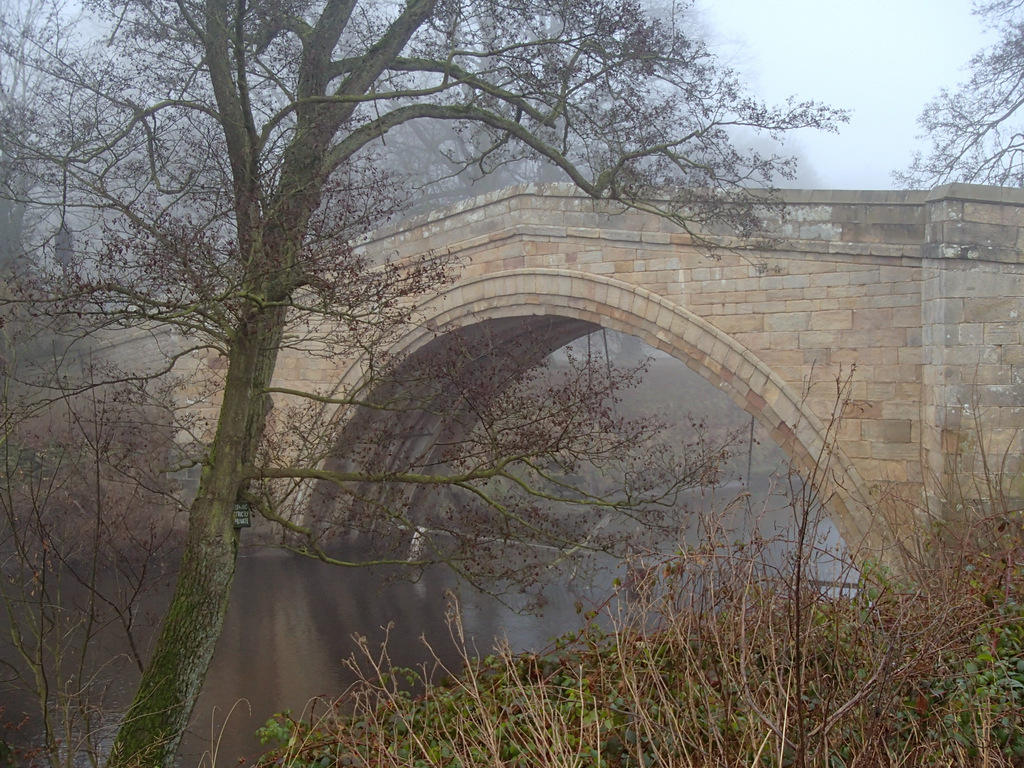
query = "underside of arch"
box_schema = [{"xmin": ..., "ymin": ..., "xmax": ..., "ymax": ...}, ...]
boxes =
[{"xmin": 312, "ymin": 315, "xmax": 604, "ymax": 530}]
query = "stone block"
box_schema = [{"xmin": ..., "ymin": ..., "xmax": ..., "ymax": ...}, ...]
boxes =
[
  {"xmin": 744, "ymin": 299, "xmax": 788, "ymax": 314},
  {"xmin": 644, "ymin": 257, "xmax": 682, "ymax": 271},
  {"xmin": 879, "ymin": 265, "xmax": 916, "ymax": 283},
  {"xmin": 713, "ymin": 314, "xmax": 764, "ymax": 334},
  {"xmin": 813, "ymin": 272, "xmax": 853, "ymax": 287},
  {"xmin": 841, "ymin": 222, "xmax": 924, "ymax": 244},
  {"xmin": 863, "ymin": 282, "xmax": 895, "ymax": 297},
  {"xmin": 985, "ymin": 323, "xmax": 1021, "ymax": 345},
  {"xmin": 942, "ymin": 220, "xmax": 1021, "ymax": 248},
  {"xmin": 972, "ymin": 365, "xmax": 1012, "ymax": 385},
  {"xmin": 963, "ymin": 296, "xmax": 1023, "ymax": 323},
  {"xmin": 847, "ymin": 268, "xmax": 884, "ymax": 286},
  {"xmin": 868, "ymin": 448, "xmax": 917, "ymax": 473},
  {"xmin": 979, "ymin": 384, "xmax": 1024, "ymax": 407},
  {"xmin": 842, "ymin": 328, "xmax": 909, "ymax": 349},
  {"xmin": 963, "ymin": 201, "xmax": 1024, "ymax": 227},
  {"xmin": 1002, "ymin": 345, "xmax": 1024, "ymax": 364},
  {"xmin": 863, "ymin": 381, "xmax": 897, "ymax": 402},
  {"xmin": 891, "ymin": 306, "xmax": 920, "ymax": 328},
  {"xmin": 841, "ymin": 439, "xmax": 873, "ymax": 459},
  {"xmin": 789, "ymin": 203, "xmax": 838, "ymax": 223},
  {"xmin": 775, "ymin": 274, "xmax": 811, "ymax": 290},
  {"xmin": 721, "ymin": 277, "xmax": 763, "ymax": 292},
  {"xmin": 823, "ymin": 284, "xmax": 867, "ymax": 300},
  {"xmin": 922, "ymin": 297, "xmax": 965, "ymax": 325},
  {"xmin": 892, "ymin": 279, "xmax": 922, "ymax": 295},
  {"xmin": 810, "ymin": 310, "xmax": 854, "ymax": 331},
  {"xmin": 878, "ymin": 398, "xmax": 921, "ymax": 420},
  {"xmin": 640, "ymin": 231, "xmax": 673, "ymax": 244},
  {"xmin": 784, "ymin": 299, "xmax": 820, "ymax": 313},
  {"xmin": 828, "ymin": 347, "xmax": 867, "ymax": 365},
  {"xmin": 798, "ymin": 330, "xmax": 839, "ymax": 349},
  {"xmin": 851, "ymin": 307, "xmax": 893, "ymax": 330},
  {"xmin": 888, "ymin": 293, "xmax": 923, "ymax": 309},
  {"xmin": 766, "ymin": 313, "xmax": 811, "ymax": 332},
  {"xmin": 599, "ymin": 228, "xmax": 644, "ymax": 243}
]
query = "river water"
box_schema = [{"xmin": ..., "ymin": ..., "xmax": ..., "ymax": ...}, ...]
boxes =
[
  {"xmin": 183, "ymin": 548, "xmax": 607, "ymax": 766},
  {"xmin": 0, "ymin": 479, "xmax": 849, "ymax": 767},
  {"xmin": 0, "ymin": 543, "xmax": 608, "ymax": 766},
  {"xmin": 185, "ymin": 478, "xmax": 848, "ymax": 765}
]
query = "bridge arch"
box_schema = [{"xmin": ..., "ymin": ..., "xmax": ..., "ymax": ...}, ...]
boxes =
[{"xmin": 336, "ymin": 267, "xmax": 884, "ymax": 555}]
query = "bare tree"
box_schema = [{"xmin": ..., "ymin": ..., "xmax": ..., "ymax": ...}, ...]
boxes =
[
  {"xmin": 0, "ymin": 349, "xmax": 183, "ymax": 768},
  {"xmin": 0, "ymin": 0, "xmax": 81, "ymax": 273},
  {"xmin": 899, "ymin": 1, "xmax": 1024, "ymax": 187},
  {"xmin": 0, "ymin": 0, "xmax": 845, "ymax": 763}
]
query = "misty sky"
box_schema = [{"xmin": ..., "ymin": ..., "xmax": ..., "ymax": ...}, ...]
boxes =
[{"xmin": 700, "ymin": 0, "xmax": 991, "ymax": 190}]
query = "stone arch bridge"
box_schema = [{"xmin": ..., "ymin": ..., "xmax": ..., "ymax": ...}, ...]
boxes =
[{"xmin": 113, "ymin": 183, "xmax": 1024, "ymax": 558}]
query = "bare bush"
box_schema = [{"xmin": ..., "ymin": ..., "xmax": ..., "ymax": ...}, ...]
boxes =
[
  {"xmin": 0, "ymin": 375, "xmax": 184, "ymax": 768},
  {"xmin": 252, "ymin": 484, "xmax": 1024, "ymax": 768}
]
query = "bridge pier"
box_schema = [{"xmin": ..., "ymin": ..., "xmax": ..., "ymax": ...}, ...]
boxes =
[{"xmin": 920, "ymin": 186, "xmax": 1024, "ymax": 520}]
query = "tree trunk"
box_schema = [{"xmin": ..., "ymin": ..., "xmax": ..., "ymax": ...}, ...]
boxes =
[{"xmin": 106, "ymin": 309, "xmax": 284, "ymax": 768}]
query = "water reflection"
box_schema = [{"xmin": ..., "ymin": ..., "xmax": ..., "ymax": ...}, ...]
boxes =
[
  {"xmin": 183, "ymin": 482, "xmax": 851, "ymax": 766},
  {"xmin": 180, "ymin": 548, "xmax": 601, "ymax": 767},
  {"xmin": 0, "ymin": 482, "xmax": 851, "ymax": 767}
]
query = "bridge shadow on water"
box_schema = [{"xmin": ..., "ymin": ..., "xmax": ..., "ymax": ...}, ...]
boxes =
[{"xmin": 182, "ymin": 474, "xmax": 852, "ymax": 766}]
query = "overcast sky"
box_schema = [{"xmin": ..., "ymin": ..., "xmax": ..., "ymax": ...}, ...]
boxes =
[{"xmin": 699, "ymin": 0, "xmax": 992, "ymax": 189}]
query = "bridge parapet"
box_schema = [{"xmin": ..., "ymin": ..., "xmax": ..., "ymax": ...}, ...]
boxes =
[{"xmin": 924, "ymin": 183, "xmax": 1024, "ymax": 263}]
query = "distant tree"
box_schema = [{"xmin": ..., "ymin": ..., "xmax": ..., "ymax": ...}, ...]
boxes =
[
  {"xmin": 0, "ymin": 0, "xmax": 75, "ymax": 272},
  {"xmin": 0, "ymin": 0, "xmax": 844, "ymax": 764},
  {"xmin": 899, "ymin": 1, "xmax": 1024, "ymax": 187},
  {"xmin": 0, "ymin": 354, "xmax": 183, "ymax": 768},
  {"xmin": 0, "ymin": 0, "xmax": 34, "ymax": 270}
]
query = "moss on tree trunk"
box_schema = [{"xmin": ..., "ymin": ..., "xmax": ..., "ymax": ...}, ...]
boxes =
[{"xmin": 107, "ymin": 311, "xmax": 284, "ymax": 768}]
